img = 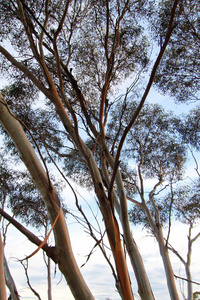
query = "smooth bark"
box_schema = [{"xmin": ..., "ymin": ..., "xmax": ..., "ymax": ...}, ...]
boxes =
[
  {"xmin": 0, "ymin": 94, "xmax": 94, "ymax": 300},
  {"xmin": 144, "ymin": 205, "xmax": 180, "ymax": 300},
  {"xmin": 185, "ymin": 263, "xmax": 192, "ymax": 300},
  {"xmin": 157, "ymin": 229, "xmax": 180, "ymax": 300}
]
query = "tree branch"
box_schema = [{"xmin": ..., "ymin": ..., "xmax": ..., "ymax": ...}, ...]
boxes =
[
  {"xmin": 111, "ymin": 0, "xmax": 179, "ymax": 190},
  {"xmin": 0, "ymin": 208, "xmax": 58, "ymax": 263},
  {"xmin": 174, "ymin": 274, "xmax": 200, "ymax": 286}
]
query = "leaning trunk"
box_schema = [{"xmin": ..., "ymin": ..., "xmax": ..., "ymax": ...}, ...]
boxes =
[
  {"xmin": 4, "ymin": 255, "xmax": 20, "ymax": 300},
  {"xmin": 0, "ymin": 94, "xmax": 94, "ymax": 300},
  {"xmin": 157, "ymin": 228, "xmax": 180, "ymax": 300}
]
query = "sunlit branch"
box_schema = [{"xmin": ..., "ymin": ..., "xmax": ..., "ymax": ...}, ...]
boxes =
[
  {"xmin": 189, "ymin": 147, "xmax": 200, "ymax": 177},
  {"xmin": 126, "ymin": 195, "xmax": 142, "ymax": 208},
  {"xmin": 44, "ymin": 142, "xmax": 119, "ymax": 288}
]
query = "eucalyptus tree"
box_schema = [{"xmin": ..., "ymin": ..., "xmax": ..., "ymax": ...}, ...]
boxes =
[
  {"xmin": 117, "ymin": 100, "xmax": 200, "ymax": 299},
  {"xmin": 0, "ymin": 0, "xmax": 181, "ymax": 299},
  {"xmin": 108, "ymin": 99, "xmax": 187, "ymax": 299}
]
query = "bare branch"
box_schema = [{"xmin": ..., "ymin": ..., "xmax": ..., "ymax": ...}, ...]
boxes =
[
  {"xmin": 20, "ymin": 260, "xmax": 42, "ymax": 300},
  {"xmin": 189, "ymin": 147, "xmax": 200, "ymax": 177},
  {"xmin": 174, "ymin": 274, "xmax": 200, "ymax": 286},
  {"xmin": 0, "ymin": 208, "xmax": 58, "ymax": 263},
  {"xmin": 126, "ymin": 196, "xmax": 142, "ymax": 208},
  {"xmin": 0, "ymin": 46, "xmax": 51, "ymax": 99}
]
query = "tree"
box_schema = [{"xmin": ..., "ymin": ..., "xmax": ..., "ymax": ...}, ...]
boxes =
[
  {"xmin": 114, "ymin": 100, "xmax": 186, "ymax": 299},
  {"xmin": 125, "ymin": 102, "xmax": 200, "ymax": 300},
  {"xmin": 0, "ymin": 0, "xmax": 190, "ymax": 299}
]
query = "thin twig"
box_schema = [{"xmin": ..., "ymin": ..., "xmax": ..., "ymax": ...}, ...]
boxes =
[
  {"xmin": 20, "ymin": 260, "xmax": 42, "ymax": 300},
  {"xmin": 174, "ymin": 274, "xmax": 200, "ymax": 286}
]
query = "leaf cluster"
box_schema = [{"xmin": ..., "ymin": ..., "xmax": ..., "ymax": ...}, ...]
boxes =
[
  {"xmin": 150, "ymin": 0, "xmax": 200, "ymax": 102},
  {"xmin": 173, "ymin": 181, "xmax": 200, "ymax": 224}
]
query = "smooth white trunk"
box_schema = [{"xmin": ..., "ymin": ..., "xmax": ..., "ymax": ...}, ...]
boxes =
[
  {"xmin": 0, "ymin": 94, "xmax": 94, "ymax": 300},
  {"xmin": 185, "ymin": 264, "xmax": 193, "ymax": 300},
  {"xmin": 157, "ymin": 229, "xmax": 179, "ymax": 300}
]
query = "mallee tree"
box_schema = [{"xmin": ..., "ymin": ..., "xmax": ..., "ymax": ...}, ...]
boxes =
[{"xmin": 0, "ymin": 0, "xmax": 199, "ymax": 299}]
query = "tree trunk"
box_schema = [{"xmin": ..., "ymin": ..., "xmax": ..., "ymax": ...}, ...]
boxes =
[
  {"xmin": 47, "ymin": 257, "xmax": 52, "ymax": 300},
  {"xmin": 186, "ymin": 235, "xmax": 193, "ymax": 300},
  {"xmin": 0, "ymin": 94, "xmax": 94, "ymax": 300},
  {"xmin": 185, "ymin": 263, "xmax": 192, "ymax": 300},
  {"xmin": 142, "ymin": 190, "xmax": 180, "ymax": 300},
  {"xmin": 78, "ymin": 141, "xmax": 134, "ymax": 300},
  {"xmin": 118, "ymin": 190, "xmax": 155, "ymax": 300},
  {"xmin": 105, "ymin": 150, "xmax": 155, "ymax": 300},
  {"xmin": 4, "ymin": 255, "xmax": 20, "ymax": 300},
  {"xmin": 0, "ymin": 233, "xmax": 7, "ymax": 300},
  {"xmin": 157, "ymin": 228, "xmax": 180, "ymax": 300}
]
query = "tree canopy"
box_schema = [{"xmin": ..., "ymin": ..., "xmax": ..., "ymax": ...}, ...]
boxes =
[{"xmin": 0, "ymin": 0, "xmax": 199, "ymax": 299}]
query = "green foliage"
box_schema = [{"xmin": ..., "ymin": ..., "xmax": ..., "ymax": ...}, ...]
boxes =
[
  {"xmin": 0, "ymin": 152, "xmax": 47, "ymax": 228},
  {"xmin": 108, "ymin": 99, "xmax": 186, "ymax": 181},
  {"xmin": 150, "ymin": 0, "xmax": 200, "ymax": 102},
  {"xmin": 0, "ymin": 150, "xmax": 66, "ymax": 229},
  {"xmin": 173, "ymin": 181, "xmax": 200, "ymax": 224},
  {"xmin": 194, "ymin": 291, "xmax": 200, "ymax": 300},
  {"xmin": 0, "ymin": 153, "xmax": 18, "ymax": 206},
  {"xmin": 178, "ymin": 106, "xmax": 200, "ymax": 151}
]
